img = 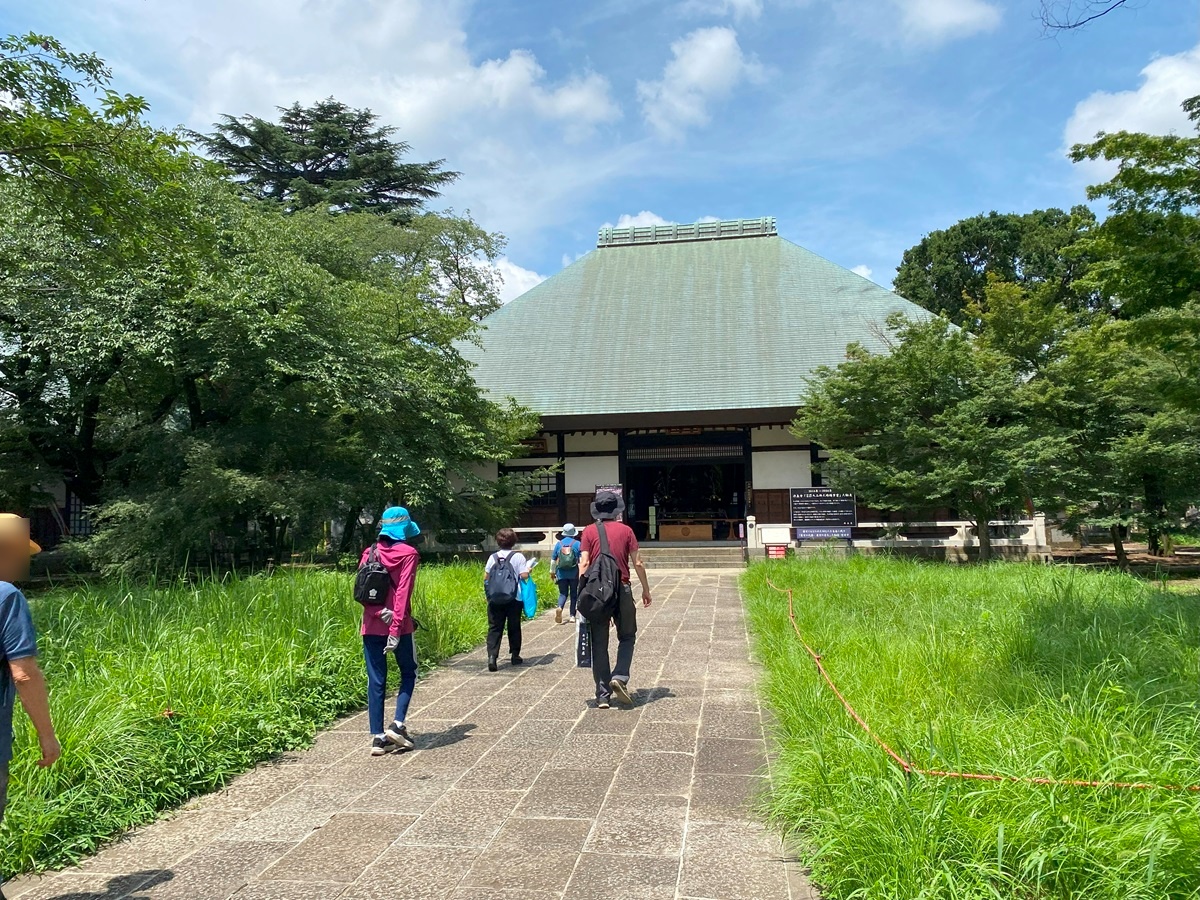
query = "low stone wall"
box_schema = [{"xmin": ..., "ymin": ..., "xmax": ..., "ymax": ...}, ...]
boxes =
[{"xmin": 752, "ymin": 515, "xmax": 1054, "ymax": 563}]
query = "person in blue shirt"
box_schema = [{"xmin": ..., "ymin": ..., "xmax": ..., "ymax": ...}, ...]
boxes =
[
  {"xmin": 0, "ymin": 514, "xmax": 60, "ymax": 900},
  {"xmin": 551, "ymin": 523, "xmax": 582, "ymax": 625}
]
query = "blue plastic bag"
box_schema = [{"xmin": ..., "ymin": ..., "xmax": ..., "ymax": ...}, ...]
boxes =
[{"xmin": 520, "ymin": 577, "xmax": 538, "ymax": 619}]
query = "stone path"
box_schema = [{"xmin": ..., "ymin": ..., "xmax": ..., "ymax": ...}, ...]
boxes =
[{"xmin": 9, "ymin": 571, "xmax": 815, "ymax": 900}]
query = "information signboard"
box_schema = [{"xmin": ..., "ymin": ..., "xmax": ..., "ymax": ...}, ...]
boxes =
[{"xmin": 789, "ymin": 488, "xmax": 856, "ymax": 540}]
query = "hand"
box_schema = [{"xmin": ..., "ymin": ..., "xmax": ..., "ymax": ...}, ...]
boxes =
[
  {"xmin": 385, "ymin": 635, "xmax": 399, "ymax": 653},
  {"xmin": 642, "ymin": 592, "xmax": 652, "ymax": 607},
  {"xmin": 378, "ymin": 607, "xmax": 395, "ymax": 625},
  {"xmin": 38, "ymin": 735, "xmax": 61, "ymax": 768}
]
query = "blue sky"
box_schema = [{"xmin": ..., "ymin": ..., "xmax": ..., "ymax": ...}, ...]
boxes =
[{"xmin": 3, "ymin": 0, "xmax": 1198, "ymax": 298}]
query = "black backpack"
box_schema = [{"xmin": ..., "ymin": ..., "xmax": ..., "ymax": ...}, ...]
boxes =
[
  {"xmin": 577, "ymin": 521, "xmax": 621, "ymax": 621},
  {"xmin": 485, "ymin": 551, "xmax": 520, "ymax": 605},
  {"xmin": 353, "ymin": 544, "xmax": 392, "ymax": 605}
]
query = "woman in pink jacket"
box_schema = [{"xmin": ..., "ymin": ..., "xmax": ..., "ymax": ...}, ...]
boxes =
[{"xmin": 360, "ymin": 506, "xmax": 421, "ymax": 756}]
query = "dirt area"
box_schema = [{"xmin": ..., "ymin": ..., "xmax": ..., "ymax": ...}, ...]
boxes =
[{"xmin": 1052, "ymin": 544, "xmax": 1200, "ymax": 578}]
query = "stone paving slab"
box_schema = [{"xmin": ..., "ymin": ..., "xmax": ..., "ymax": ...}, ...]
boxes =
[{"xmin": 8, "ymin": 572, "xmax": 816, "ymax": 900}]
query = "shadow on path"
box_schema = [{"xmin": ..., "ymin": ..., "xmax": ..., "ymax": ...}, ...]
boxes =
[{"xmin": 42, "ymin": 870, "xmax": 174, "ymax": 900}]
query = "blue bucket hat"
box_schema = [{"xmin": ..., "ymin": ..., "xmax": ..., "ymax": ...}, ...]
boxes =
[{"xmin": 379, "ymin": 506, "xmax": 421, "ymax": 541}]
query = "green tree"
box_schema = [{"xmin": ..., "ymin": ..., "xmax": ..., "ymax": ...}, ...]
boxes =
[
  {"xmin": 1, "ymin": 165, "xmax": 537, "ymax": 573},
  {"xmin": 194, "ymin": 98, "xmax": 458, "ymax": 217},
  {"xmin": 893, "ymin": 207, "xmax": 1096, "ymax": 327},
  {"xmin": 796, "ymin": 314, "xmax": 1061, "ymax": 561},
  {"xmin": 1062, "ymin": 95, "xmax": 1200, "ymax": 553},
  {"xmin": 0, "ymin": 33, "xmax": 195, "ymax": 251}
]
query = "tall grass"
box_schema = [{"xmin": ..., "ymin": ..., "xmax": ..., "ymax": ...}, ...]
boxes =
[
  {"xmin": 743, "ymin": 556, "xmax": 1200, "ymax": 900},
  {"xmin": 3, "ymin": 562, "xmax": 553, "ymax": 878}
]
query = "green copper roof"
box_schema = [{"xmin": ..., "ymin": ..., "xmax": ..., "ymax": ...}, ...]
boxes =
[{"xmin": 461, "ymin": 230, "xmax": 929, "ymax": 418}]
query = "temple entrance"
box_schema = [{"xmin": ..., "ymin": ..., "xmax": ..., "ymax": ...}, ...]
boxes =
[{"xmin": 622, "ymin": 431, "xmax": 748, "ymax": 542}]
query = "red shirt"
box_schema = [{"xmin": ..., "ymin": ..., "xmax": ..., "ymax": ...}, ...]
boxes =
[
  {"xmin": 581, "ymin": 521, "xmax": 639, "ymax": 584},
  {"xmin": 359, "ymin": 540, "xmax": 419, "ymax": 638}
]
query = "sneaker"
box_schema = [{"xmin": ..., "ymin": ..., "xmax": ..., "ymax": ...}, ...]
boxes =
[
  {"xmin": 569, "ymin": 616, "xmax": 576, "ymax": 623},
  {"xmin": 370, "ymin": 736, "xmax": 389, "ymax": 756},
  {"xmin": 511, "ymin": 655, "xmax": 524, "ymax": 666},
  {"xmin": 488, "ymin": 655, "xmax": 498, "ymax": 672},
  {"xmin": 609, "ymin": 679, "xmax": 632, "ymax": 706},
  {"xmin": 597, "ymin": 697, "xmax": 610, "ymax": 709},
  {"xmin": 555, "ymin": 607, "xmax": 563, "ymax": 625},
  {"xmin": 385, "ymin": 721, "xmax": 414, "ymax": 750}
]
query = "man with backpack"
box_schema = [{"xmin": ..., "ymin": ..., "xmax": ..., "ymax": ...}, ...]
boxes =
[
  {"xmin": 577, "ymin": 491, "xmax": 652, "ymax": 709},
  {"xmin": 483, "ymin": 528, "xmax": 532, "ymax": 672},
  {"xmin": 551, "ymin": 523, "xmax": 581, "ymax": 625}
]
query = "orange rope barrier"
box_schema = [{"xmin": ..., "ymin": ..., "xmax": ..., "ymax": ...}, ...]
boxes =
[{"xmin": 763, "ymin": 576, "xmax": 1200, "ymax": 793}]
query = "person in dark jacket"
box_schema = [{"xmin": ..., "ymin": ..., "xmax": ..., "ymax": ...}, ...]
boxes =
[{"xmin": 360, "ymin": 507, "xmax": 422, "ymax": 756}]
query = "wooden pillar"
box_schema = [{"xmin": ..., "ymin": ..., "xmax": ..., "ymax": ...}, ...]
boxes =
[{"xmin": 556, "ymin": 432, "xmax": 566, "ymax": 524}]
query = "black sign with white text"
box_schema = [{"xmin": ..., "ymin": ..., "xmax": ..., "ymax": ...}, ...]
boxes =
[{"xmin": 789, "ymin": 488, "xmax": 856, "ymax": 539}]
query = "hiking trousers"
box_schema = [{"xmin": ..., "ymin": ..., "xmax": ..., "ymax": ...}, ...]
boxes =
[
  {"xmin": 589, "ymin": 584, "xmax": 637, "ymax": 702},
  {"xmin": 556, "ymin": 575, "xmax": 579, "ymax": 617},
  {"xmin": 487, "ymin": 599, "xmax": 523, "ymax": 659},
  {"xmin": 363, "ymin": 633, "xmax": 418, "ymax": 734}
]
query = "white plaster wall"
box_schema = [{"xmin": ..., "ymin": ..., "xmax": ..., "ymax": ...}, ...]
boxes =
[
  {"xmin": 752, "ymin": 450, "xmax": 810, "ymax": 489},
  {"xmin": 503, "ymin": 456, "xmax": 557, "ymax": 468},
  {"xmin": 566, "ymin": 456, "xmax": 620, "ymax": 493},
  {"xmin": 448, "ymin": 461, "xmax": 498, "ymax": 490},
  {"xmin": 751, "ymin": 426, "xmax": 806, "ymax": 448},
  {"xmin": 564, "ymin": 432, "xmax": 619, "ymax": 453}
]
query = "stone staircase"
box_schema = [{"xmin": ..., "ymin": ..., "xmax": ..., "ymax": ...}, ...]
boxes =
[{"xmin": 639, "ymin": 544, "xmax": 747, "ymax": 569}]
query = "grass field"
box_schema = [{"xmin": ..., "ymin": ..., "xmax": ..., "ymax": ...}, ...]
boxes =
[
  {"xmin": 743, "ymin": 556, "xmax": 1200, "ymax": 900},
  {"xmin": 2, "ymin": 562, "xmax": 554, "ymax": 878}
]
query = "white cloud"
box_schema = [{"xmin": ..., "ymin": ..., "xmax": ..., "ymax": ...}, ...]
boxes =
[
  {"xmin": 600, "ymin": 211, "xmax": 723, "ymax": 228},
  {"xmin": 87, "ymin": 0, "xmax": 628, "ymax": 253},
  {"xmin": 615, "ymin": 210, "xmax": 673, "ymax": 228},
  {"xmin": 681, "ymin": 0, "xmax": 764, "ymax": 21},
  {"xmin": 895, "ymin": 0, "xmax": 1001, "ymax": 43},
  {"xmin": 1063, "ymin": 41, "xmax": 1200, "ymax": 172},
  {"xmin": 824, "ymin": 0, "xmax": 999, "ymax": 46},
  {"xmin": 493, "ymin": 257, "xmax": 546, "ymax": 303},
  {"xmin": 851, "ymin": 264, "xmax": 874, "ymax": 280},
  {"xmin": 637, "ymin": 27, "xmax": 765, "ymax": 139}
]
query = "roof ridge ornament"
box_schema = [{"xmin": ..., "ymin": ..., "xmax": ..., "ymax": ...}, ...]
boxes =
[{"xmin": 597, "ymin": 216, "xmax": 776, "ymax": 248}]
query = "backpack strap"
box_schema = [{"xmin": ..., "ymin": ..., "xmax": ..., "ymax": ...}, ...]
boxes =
[{"xmin": 596, "ymin": 520, "xmax": 612, "ymax": 556}]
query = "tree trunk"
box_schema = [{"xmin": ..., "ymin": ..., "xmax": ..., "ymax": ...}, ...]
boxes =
[
  {"xmin": 338, "ymin": 507, "xmax": 361, "ymax": 553},
  {"xmin": 973, "ymin": 510, "xmax": 993, "ymax": 563},
  {"xmin": 1110, "ymin": 524, "xmax": 1129, "ymax": 570},
  {"xmin": 1143, "ymin": 473, "xmax": 1167, "ymax": 557},
  {"xmin": 1147, "ymin": 525, "xmax": 1163, "ymax": 557}
]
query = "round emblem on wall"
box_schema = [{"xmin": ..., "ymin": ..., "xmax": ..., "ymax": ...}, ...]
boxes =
[{"xmin": 681, "ymin": 526, "xmax": 691, "ymax": 536}]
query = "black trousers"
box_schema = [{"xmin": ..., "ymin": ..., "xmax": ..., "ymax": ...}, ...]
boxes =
[
  {"xmin": 589, "ymin": 584, "xmax": 637, "ymax": 701},
  {"xmin": 487, "ymin": 599, "xmax": 523, "ymax": 658}
]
